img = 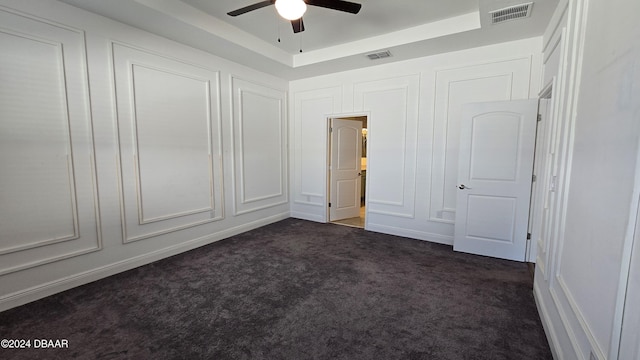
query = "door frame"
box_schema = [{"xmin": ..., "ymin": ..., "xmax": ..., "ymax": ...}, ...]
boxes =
[
  {"xmin": 325, "ymin": 112, "xmax": 370, "ymax": 227},
  {"xmin": 526, "ymin": 81, "xmax": 555, "ymax": 263}
]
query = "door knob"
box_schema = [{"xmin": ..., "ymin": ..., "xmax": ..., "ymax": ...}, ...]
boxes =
[
  {"xmin": 458, "ymin": 184, "xmax": 471, "ymax": 190},
  {"xmin": 358, "ymin": 172, "xmax": 362, "ymax": 176}
]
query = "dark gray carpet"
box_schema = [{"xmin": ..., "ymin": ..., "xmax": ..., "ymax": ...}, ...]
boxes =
[{"xmin": 0, "ymin": 218, "xmax": 552, "ymax": 359}]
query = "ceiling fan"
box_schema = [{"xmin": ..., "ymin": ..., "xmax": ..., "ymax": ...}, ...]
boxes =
[{"xmin": 227, "ymin": 0, "xmax": 362, "ymax": 34}]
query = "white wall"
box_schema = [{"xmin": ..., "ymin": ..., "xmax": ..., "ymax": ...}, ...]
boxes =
[
  {"xmin": 290, "ymin": 37, "xmax": 542, "ymax": 245},
  {"xmin": 619, "ymin": 201, "xmax": 640, "ymax": 360},
  {"xmin": 0, "ymin": 0, "xmax": 288, "ymax": 311},
  {"xmin": 532, "ymin": 0, "xmax": 640, "ymax": 359}
]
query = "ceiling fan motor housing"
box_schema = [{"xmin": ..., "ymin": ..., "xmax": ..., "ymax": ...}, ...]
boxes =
[{"xmin": 227, "ymin": 0, "xmax": 362, "ymax": 33}]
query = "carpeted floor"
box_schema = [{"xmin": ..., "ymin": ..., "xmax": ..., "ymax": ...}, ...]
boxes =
[{"xmin": 0, "ymin": 219, "xmax": 552, "ymax": 359}]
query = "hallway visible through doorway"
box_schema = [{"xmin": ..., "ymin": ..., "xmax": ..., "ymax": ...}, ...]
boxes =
[
  {"xmin": 328, "ymin": 115, "xmax": 367, "ymax": 229},
  {"xmin": 331, "ymin": 204, "xmax": 365, "ymax": 228}
]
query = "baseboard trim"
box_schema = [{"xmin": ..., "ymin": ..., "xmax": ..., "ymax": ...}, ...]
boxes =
[
  {"xmin": 534, "ymin": 280, "xmax": 563, "ymax": 360},
  {"xmin": 366, "ymin": 223, "xmax": 454, "ymax": 245},
  {"xmin": 0, "ymin": 212, "xmax": 289, "ymax": 312},
  {"xmin": 555, "ymin": 276, "xmax": 606, "ymax": 360},
  {"xmin": 290, "ymin": 211, "xmax": 325, "ymax": 223}
]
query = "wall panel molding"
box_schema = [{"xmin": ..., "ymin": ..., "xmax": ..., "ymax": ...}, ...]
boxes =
[
  {"xmin": 131, "ymin": 64, "xmax": 216, "ymax": 225},
  {"xmin": 555, "ymin": 275, "xmax": 607, "ymax": 359},
  {"xmin": 354, "ymin": 75, "xmax": 419, "ymax": 219},
  {"xmin": 0, "ymin": 8, "xmax": 101, "ymax": 275},
  {"xmin": 429, "ymin": 58, "xmax": 532, "ymax": 224},
  {"xmin": 292, "ymin": 87, "xmax": 342, "ymax": 208},
  {"xmin": 533, "ymin": 281, "xmax": 563, "ymax": 360},
  {"xmin": 231, "ymin": 77, "xmax": 288, "ymax": 215},
  {"xmin": 548, "ymin": 285, "xmax": 583, "ymax": 359},
  {"xmin": 112, "ymin": 42, "xmax": 224, "ymax": 243}
]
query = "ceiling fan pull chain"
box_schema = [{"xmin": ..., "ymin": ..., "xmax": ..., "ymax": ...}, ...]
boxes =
[
  {"xmin": 277, "ymin": 13, "xmax": 281, "ymax": 42},
  {"xmin": 299, "ymin": 33, "xmax": 303, "ymax": 52}
]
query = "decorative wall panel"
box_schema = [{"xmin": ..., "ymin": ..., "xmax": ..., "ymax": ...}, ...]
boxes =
[
  {"xmin": 354, "ymin": 75, "xmax": 419, "ymax": 219},
  {"xmin": 0, "ymin": 9, "xmax": 100, "ymax": 274},
  {"xmin": 293, "ymin": 87, "xmax": 342, "ymax": 207},
  {"xmin": 231, "ymin": 77, "xmax": 287, "ymax": 215},
  {"xmin": 112, "ymin": 43, "xmax": 223, "ymax": 242},
  {"xmin": 429, "ymin": 58, "xmax": 531, "ymax": 223}
]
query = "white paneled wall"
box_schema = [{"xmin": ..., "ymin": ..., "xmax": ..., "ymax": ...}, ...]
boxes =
[
  {"xmin": 430, "ymin": 59, "xmax": 532, "ymax": 224},
  {"xmin": 0, "ymin": 1, "xmax": 288, "ymax": 311},
  {"xmin": 290, "ymin": 38, "xmax": 542, "ymax": 245},
  {"xmin": 532, "ymin": 0, "xmax": 640, "ymax": 359},
  {"xmin": 619, "ymin": 205, "xmax": 640, "ymax": 359},
  {"xmin": 291, "ymin": 87, "xmax": 342, "ymax": 222},
  {"xmin": 354, "ymin": 76, "xmax": 419, "ymax": 220},
  {"xmin": 112, "ymin": 43, "xmax": 224, "ymax": 242},
  {"xmin": 231, "ymin": 78, "xmax": 288, "ymax": 215},
  {"xmin": 0, "ymin": 8, "xmax": 101, "ymax": 275}
]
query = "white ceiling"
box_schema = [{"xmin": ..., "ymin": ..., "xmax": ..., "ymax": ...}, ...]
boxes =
[
  {"xmin": 184, "ymin": 0, "xmax": 480, "ymax": 53},
  {"xmin": 59, "ymin": 0, "xmax": 559, "ymax": 80}
]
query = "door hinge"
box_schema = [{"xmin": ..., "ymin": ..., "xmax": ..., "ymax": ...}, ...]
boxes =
[
  {"xmin": 328, "ymin": 202, "xmax": 331, "ymax": 208},
  {"xmin": 537, "ymin": 114, "xmax": 542, "ymax": 122},
  {"xmin": 329, "ymin": 127, "xmax": 333, "ymax": 132},
  {"xmin": 532, "ymin": 174, "xmax": 537, "ymax": 182},
  {"xmin": 527, "ymin": 233, "xmax": 531, "ymax": 240}
]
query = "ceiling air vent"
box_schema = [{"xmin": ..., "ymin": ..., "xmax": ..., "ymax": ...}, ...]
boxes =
[
  {"xmin": 489, "ymin": 2, "xmax": 533, "ymax": 24},
  {"xmin": 366, "ymin": 50, "xmax": 392, "ymax": 60}
]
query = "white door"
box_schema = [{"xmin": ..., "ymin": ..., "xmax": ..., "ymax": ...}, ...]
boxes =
[
  {"xmin": 454, "ymin": 99, "xmax": 538, "ymax": 261},
  {"xmin": 329, "ymin": 118, "xmax": 362, "ymax": 221}
]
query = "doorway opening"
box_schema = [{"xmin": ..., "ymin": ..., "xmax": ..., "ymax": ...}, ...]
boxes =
[{"xmin": 327, "ymin": 115, "xmax": 368, "ymax": 228}]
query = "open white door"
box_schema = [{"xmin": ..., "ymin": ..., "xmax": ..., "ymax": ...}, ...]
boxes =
[
  {"xmin": 329, "ymin": 118, "xmax": 362, "ymax": 221},
  {"xmin": 454, "ymin": 99, "xmax": 538, "ymax": 261}
]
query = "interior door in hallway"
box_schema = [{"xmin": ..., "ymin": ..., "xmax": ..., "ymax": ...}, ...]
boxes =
[
  {"xmin": 454, "ymin": 99, "xmax": 538, "ymax": 261},
  {"xmin": 329, "ymin": 118, "xmax": 362, "ymax": 221}
]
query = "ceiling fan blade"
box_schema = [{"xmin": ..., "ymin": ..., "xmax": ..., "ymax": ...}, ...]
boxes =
[
  {"xmin": 306, "ymin": 0, "xmax": 362, "ymax": 14},
  {"xmin": 227, "ymin": 1, "xmax": 274, "ymax": 16},
  {"xmin": 291, "ymin": 17, "xmax": 305, "ymax": 33}
]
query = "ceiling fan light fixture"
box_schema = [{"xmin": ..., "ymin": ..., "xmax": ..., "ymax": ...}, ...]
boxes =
[{"xmin": 275, "ymin": 0, "xmax": 307, "ymax": 20}]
